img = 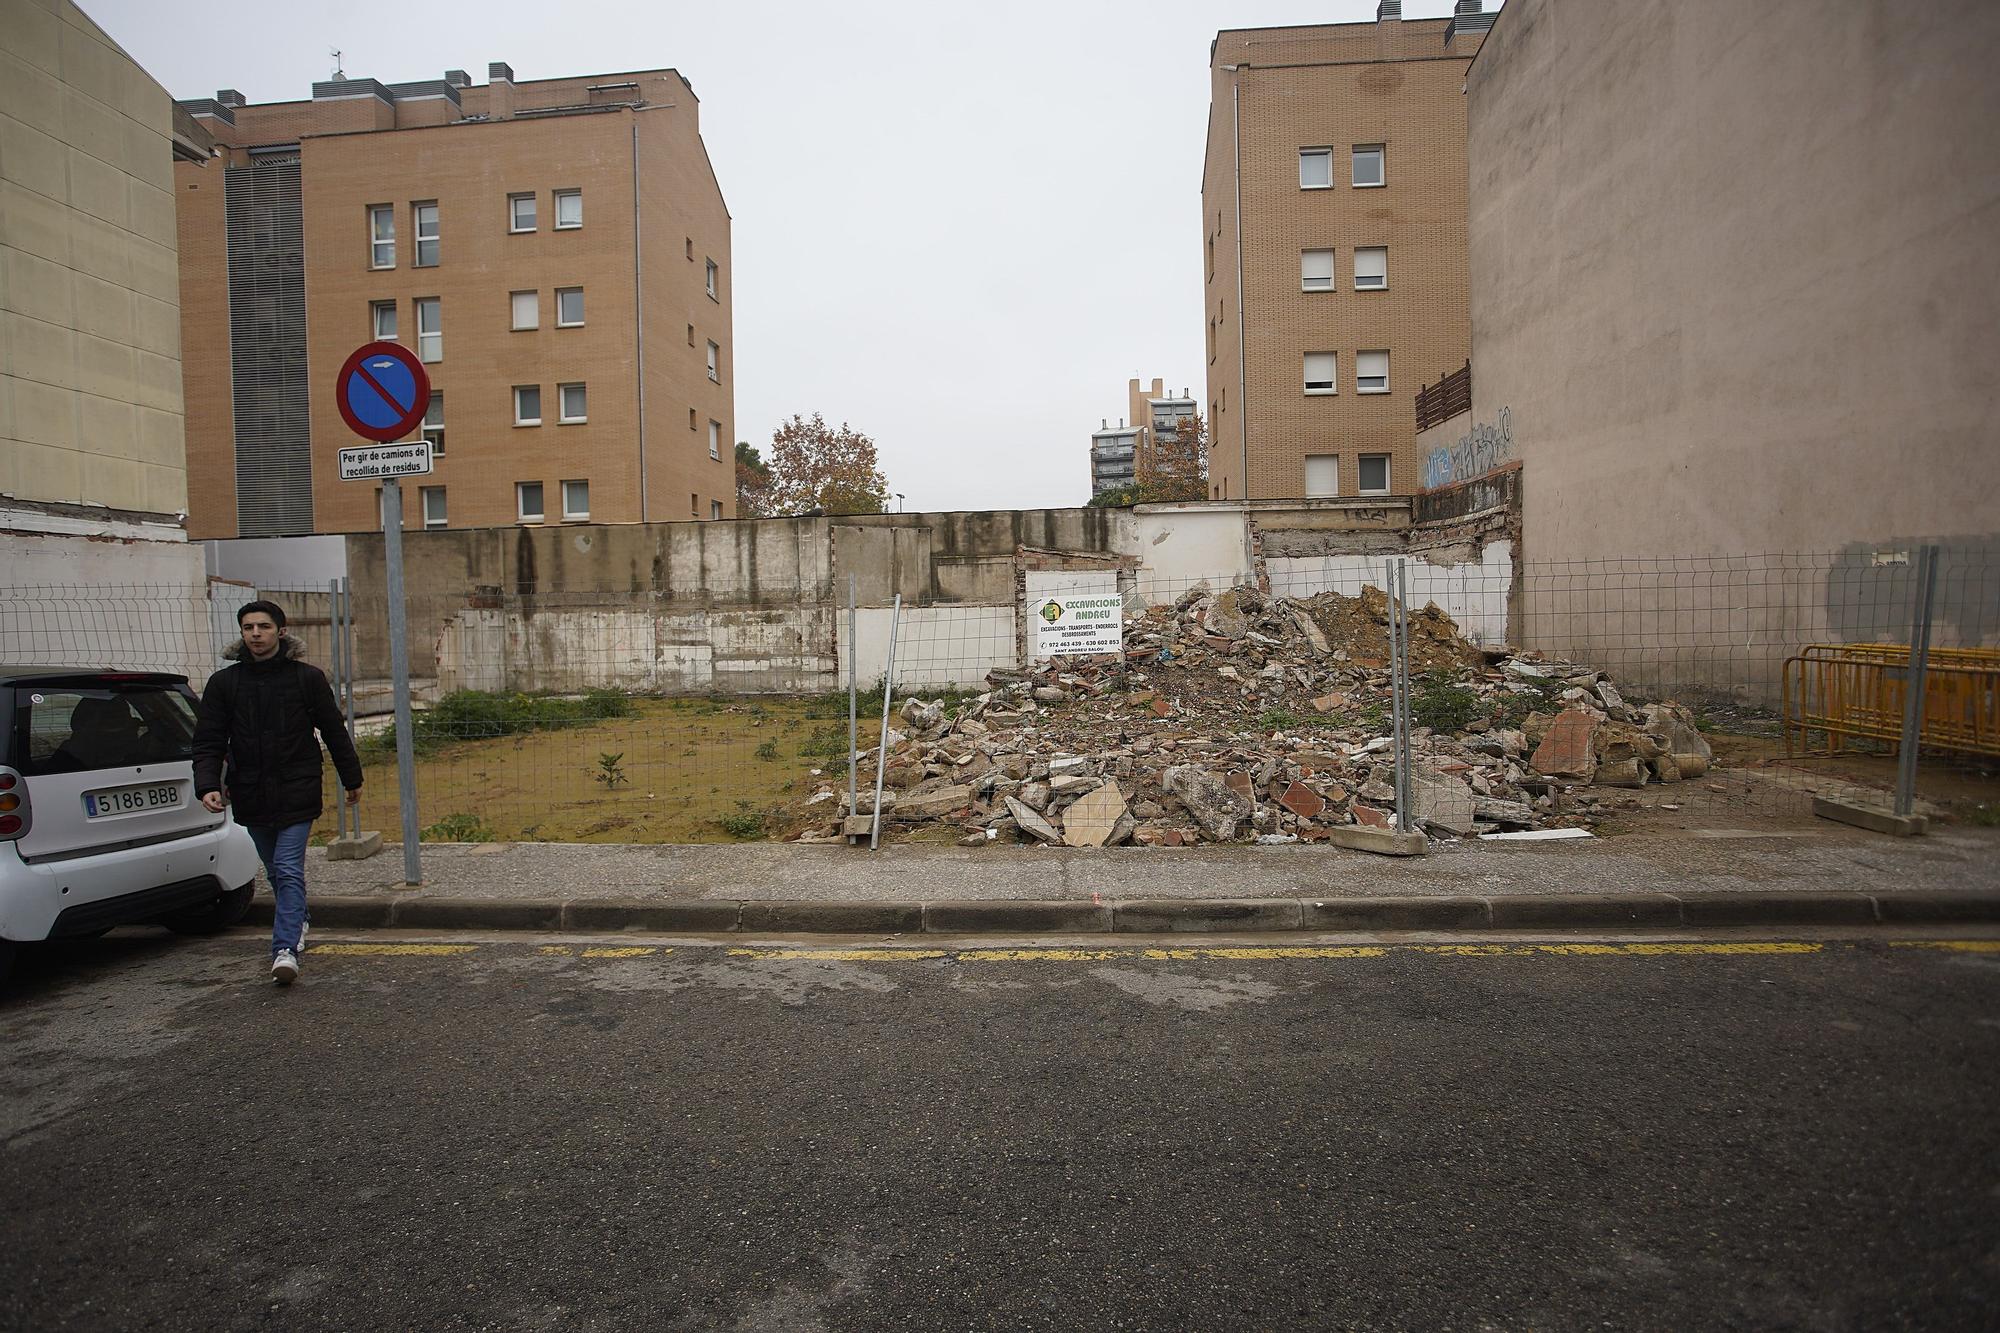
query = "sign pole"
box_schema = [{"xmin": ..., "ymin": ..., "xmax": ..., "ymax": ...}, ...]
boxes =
[{"xmin": 381, "ymin": 477, "xmax": 423, "ymax": 885}]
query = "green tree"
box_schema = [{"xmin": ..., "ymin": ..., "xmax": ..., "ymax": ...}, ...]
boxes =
[{"xmin": 735, "ymin": 441, "xmax": 774, "ymax": 517}]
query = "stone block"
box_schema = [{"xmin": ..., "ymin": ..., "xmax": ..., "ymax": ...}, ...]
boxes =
[
  {"xmin": 1319, "ymin": 826, "xmax": 1429, "ymax": 857},
  {"xmin": 324, "ymin": 831, "xmax": 383, "ymax": 861},
  {"xmin": 1062, "ymin": 780, "xmax": 1127, "ymax": 848},
  {"xmin": 1530, "ymin": 708, "xmax": 1599, "ymax": 780},
  {"xmin": 1812, "ymin": 798, "xmax": 1927, "ymax": 837}
]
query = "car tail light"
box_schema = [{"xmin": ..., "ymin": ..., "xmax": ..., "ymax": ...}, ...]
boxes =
[{"xmin": 0, "ymin": 768, "xmax": 25, "ymax": 841}]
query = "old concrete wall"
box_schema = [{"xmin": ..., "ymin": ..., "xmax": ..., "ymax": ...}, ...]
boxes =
[
  {"xmin": 0, "ymin": 529, "xmax": 210, "ymax": 680},
  {"xmin": 345, "ymin": 500, "xmax": 1519, "ymax": 696},
  {"xmin": 1467, "ymin": 0, "xmax": 2000, "ymax": 563}
]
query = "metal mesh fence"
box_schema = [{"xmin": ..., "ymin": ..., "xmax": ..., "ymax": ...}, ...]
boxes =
[{"xmin": 1, "ymin": 549, "xmax": 1993, "ymax": 847}]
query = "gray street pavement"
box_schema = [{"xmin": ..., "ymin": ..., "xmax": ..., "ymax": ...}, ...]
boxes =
[{"xmin": 4, "ymin": 926, "xmax": 1997, "ymax": 1330}]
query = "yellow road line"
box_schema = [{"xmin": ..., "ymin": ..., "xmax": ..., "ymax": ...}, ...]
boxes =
[
  {"xmin": 1888, "ymin": 939, "xmax": 2000, "ymax": 953},
  {"xmin": 312, "ymin": 943, "xmax": 478, "ymax": 957},
  {"xmin": 583, "ymin": 946, "xmax": 664, "ymax": 958}
]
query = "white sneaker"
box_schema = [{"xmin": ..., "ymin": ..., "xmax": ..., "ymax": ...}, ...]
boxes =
[{"xmin": 272, "ymin": 949, "xmax": 299, "ymax": 986}]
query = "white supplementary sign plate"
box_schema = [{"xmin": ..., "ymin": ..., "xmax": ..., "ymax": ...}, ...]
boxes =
[
  {"xmin": 338, "ymin": 441, "xmax": 433, "ymax": 480},
  {"xmin": 1031, "ymin": 592, "xmax": 1124, "ymax": 657}
]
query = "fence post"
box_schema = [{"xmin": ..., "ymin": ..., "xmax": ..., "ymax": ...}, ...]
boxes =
[
  {"xmin": 870, "ymin": 594, "xmax": 901, "ymax": 852},
  {"xmin": 1385, "ymin": 557, "xmax": 1414, "ymax": 833},
  {"xmin": 847, "ymin": 574, "xmax": 858, "ymax": 820},
  {"xmin": 1893, "ymin": 544, "xmax": 1940, "ymax": 818},
  {"xmin": 329, "ymin": 576, "xmax": 347, "ymax": 841}
]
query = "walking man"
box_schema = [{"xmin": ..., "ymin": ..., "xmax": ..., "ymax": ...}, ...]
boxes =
[{"xmin": 193, "ymin": 600, "xmax": 362, "ymax": 985}]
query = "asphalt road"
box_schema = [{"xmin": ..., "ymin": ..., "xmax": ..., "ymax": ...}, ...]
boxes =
[{"xmin": 3, "ymin": 929, "xmax": 1997, "ymax": 1331}]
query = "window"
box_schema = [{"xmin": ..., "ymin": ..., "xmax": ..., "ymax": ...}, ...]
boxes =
[
  {"xmin": 513, "ymin": 385, "xmax": 541, "ymax": 426},
  {"xmin": 687, "ymin": 322, "xmax": 695, "ymax": 346},
  {"xmin": 510, "ymin": 290, "xmax": 539, "ymax": 331},
  {"xmin": 1356, "ymin": 349, "xmax": 1390, "ymax": 394},
  {"xmin": 1301, "ymin": 249, "xmax": 1335, "ymax": 292},
  {"xmin": 706, "ymin": 340, "xmax": 720, "ymax": 382},
  {"xmin": 689, "ymin": 407, "xmax": 697, "ymax": 430},
  {"xmin": 14, "ymin": 683, "xmax": 196, "ymax": 776},
  {"xmin": 1206, "ymin": 233, "xmax": 1214, "ymax": 281},
  {"xmin": 1304, "ymin": 352, "xmax": 1337, "ymax": 395},
  {"xmin": 1354, "ymin": 247, "xmax": 1387, "ymax": 290},
  {"xmin": 422, "ymin": 393, "xmax": 444, "ymax": 455},
  {"xmin": 708, "ymin": 420, "xmax": 721, "ymax": 460},
  {"xmin": 1352, "ymin": 144, "xmax": 1385, "ymax": 188},
  {"xmin": 368, "ymin": 204, "xmax": 394, "ymax": 268},
  {"xmin": 516, "ymin": 482, "xmax": 544, "ymax": 523},
  {"xmin": 558, "ymin": 382, "xmax": 587, "ymax": 424},
  {"xmin": 710, "ymin": 500, "xmax": 722, "ymax": 521},
  {"xmin": 371, "ymin": 300, "xmax": 397, "ymax": 340},
  {"xmin": 1305, "ymin": 455, "xmax": 1339, "ymax": 498},
  {"xmin": 556, "ymin": 287, "xmax": 584, "ymax": 327},
  {"xmin": 561, "ymin": 479, "xmax": 589, "ymax": 521},
  {"xmin": 554, "ymin": 189, "xmax": 582, "ymax": 229},
  {"xmin": 508, "ymin": 193, "xmax": 537, "ymax": 232},
  {"xmin": 686, "ymin": 236, "xmax": 694, "ymax": 260},
  {"xmin": 1298, "ymin": 149, "xmax": 1332, "ymax": 189},
  {"xmin": 415, "ymin": 297, "xmax": 442, "ymax": 362},
  {"xmin": 704, "ymin": 258, "xmax": 717, "ymax": 298},
  {"xmin": 413, "ymin": 201, "xmax": 439, "ymax": 267},
  {"xmin": 1358, "ymin": 454, "xmax": 1392, "ymax": 495},
  {"xmin": 690, "ymin": 492, "xmax": 698, "ymax": 518},
  {"xmin": 1207, "ymin": 318, "xmax": 1217, "ymax": 362},
  {"xmin": 421, "ymin": 486, "xmax": 446, "ymax": 528}
]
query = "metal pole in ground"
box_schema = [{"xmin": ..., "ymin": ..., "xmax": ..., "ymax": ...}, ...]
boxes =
[
  {"xmin": 381, "ymin": 479, "xmax": 422, "ymax": 885},
  {"xmin": 329, "ymin": 576, "xmax": 347, "ymax": 841},
  {"xmin": 1893, "ymin": 543, "xmax": 1940, "ymax": 818},
  {"xmin": 1396, "ymin": 558, "xmax": 1414, "ymax": 828},
  {"xmin": 847, "ymin": 574, "xmax": 858, "ymax": 818},
  {"xmin": 870, "ymin": 594, "xmax": 902, "ymax": 852},
  {"xmin": 339, "ymin": 574, "xmax": 356, "ymax": 777}
]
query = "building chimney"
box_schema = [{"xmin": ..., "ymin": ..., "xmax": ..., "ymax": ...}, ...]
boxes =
[
  {"xmin": 1101, "ymin": 419, "xmax": 1108, "ymax": 430},
  {"xmin": 444, "ymin": 69, "xmax": 471, "ymax": 88},
  {"xmin": 1377, "ymin": 0, "xmax": 1401, "ymax": 20},
  {"xmin": 215, "ymin": 88, "xmax": 245, "ymax": 107},
  {"xmin": 487, "ymin": 61, "xmax": 516, "ymax": 119},
  {"xmin": 1446, "ymin": 0, "xmax": 1495, "ymax": 42}
]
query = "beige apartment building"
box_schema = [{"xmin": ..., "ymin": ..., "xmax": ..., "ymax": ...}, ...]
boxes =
[
  {"xmin": 2, "ymin": 0, "xmax": 214, "ymax": 583},
  {"xmin": 1088, "ymin": 378, "xmax": 1196, "ymax": 498},
  {"xmin": 176, "ymin": 63, "xmax": 733, "ymax": 539},
  {"xmin": 1202, "ymin": 1, "xmax": 1489, "ymax": 502}
]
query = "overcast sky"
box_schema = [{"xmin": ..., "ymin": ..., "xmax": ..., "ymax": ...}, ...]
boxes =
[{"xmin": 84, "ymin": 0, "xmax": 1479, "ymax": 514}]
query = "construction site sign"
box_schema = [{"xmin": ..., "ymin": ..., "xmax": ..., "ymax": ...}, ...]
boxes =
[{"xmin": 1032, "ymin": 591, "xmax": 1123, "ymax": 658}]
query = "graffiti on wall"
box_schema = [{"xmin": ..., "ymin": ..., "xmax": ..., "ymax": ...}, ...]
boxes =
[{"xmin": 1424, "ymin": 406, "xmax": 1513, "ymax": 490}]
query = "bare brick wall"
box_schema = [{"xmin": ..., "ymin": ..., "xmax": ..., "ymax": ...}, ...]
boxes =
[{"xmin": 1203, "ymin": 17, "xmax": 1479, "ymax": 502}]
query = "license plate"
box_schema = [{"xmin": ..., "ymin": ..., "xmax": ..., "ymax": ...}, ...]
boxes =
[{"xmin": 84, "ymin": 782, "xmax": 183, "ymax": 818}]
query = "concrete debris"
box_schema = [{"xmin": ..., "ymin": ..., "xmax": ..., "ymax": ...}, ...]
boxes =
[{"xmin": 790, "ymin": 582, "xmax": 1728, "ymax": 849}]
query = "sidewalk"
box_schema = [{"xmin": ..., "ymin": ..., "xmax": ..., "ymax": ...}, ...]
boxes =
[{"xmin": 269, "ymin": 823, "xmax": 2000, "ymax": 934}]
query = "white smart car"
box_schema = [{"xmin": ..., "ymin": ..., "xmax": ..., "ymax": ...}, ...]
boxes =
[{"xmin": 0, "ymin": 667, "xmax": 263, "ymax": 984}]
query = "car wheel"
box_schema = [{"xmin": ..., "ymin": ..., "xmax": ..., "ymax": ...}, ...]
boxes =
[{"xmin": 163, "ymin": 881, "xmax": 257, "ymax": 935}]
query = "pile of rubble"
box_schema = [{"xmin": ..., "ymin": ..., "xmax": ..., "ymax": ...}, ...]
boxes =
[{"xmin": 790, "ymin": 581, "xmax": 1714, "ymax": 848}]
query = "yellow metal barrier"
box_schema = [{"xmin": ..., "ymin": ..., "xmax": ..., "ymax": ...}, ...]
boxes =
[{"xmin": 1783, "ymin": 643, "xmax": 2000, "ymax": 758}]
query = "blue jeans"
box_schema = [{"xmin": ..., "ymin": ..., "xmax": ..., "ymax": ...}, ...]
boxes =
[{"xmin": 247, "ymin": 821, "xmax": 313, "ymax": 958}]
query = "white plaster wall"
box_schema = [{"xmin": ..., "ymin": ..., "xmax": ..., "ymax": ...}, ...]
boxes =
[
  {"xmin": 1130, "ymin": 505, "xmax": 1249, "ymax": 600},
  {"xmin": 842, "ymin": 607, "xmax": 1017, "ymax": 691},
  {"xmin": 1268, "ymin": 539, "xmax": 1512, "ymax": 646},
  {"xmin": 0, "ymin": 531, "xmax": 210, "ymax": 679},
  {"xmin": 204, "ymin": 535, "xmax": 348, "ymax": 588}
]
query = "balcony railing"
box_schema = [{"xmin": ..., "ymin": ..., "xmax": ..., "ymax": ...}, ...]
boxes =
[{"xmin": 1415, "ymin": 359, "xmax": 1472, "ymax": 432}]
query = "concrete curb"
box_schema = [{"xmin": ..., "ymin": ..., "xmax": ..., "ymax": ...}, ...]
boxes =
[{"xmin": 243, "ymin": 889, "xmax": 2000, "ymax": 935}]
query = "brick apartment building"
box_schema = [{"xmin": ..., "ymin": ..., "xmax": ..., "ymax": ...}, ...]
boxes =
[
  {"xmin": 175, "ymin": 63, "xmax": 733, "ymax": 538},
  {"xmin": 1201, "ymin": 0, "xmax": 1490, "ymax": 501}
]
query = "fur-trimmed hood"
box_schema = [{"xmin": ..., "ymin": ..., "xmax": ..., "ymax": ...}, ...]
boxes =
[{"xmin": 223, "ymin": 632, "xmax": 308, "ymax": 664}]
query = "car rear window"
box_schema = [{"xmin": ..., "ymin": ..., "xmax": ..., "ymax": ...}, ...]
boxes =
[{"xmin": 13, "ymin": 684, "xmax": 198, "ymax": 776}]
